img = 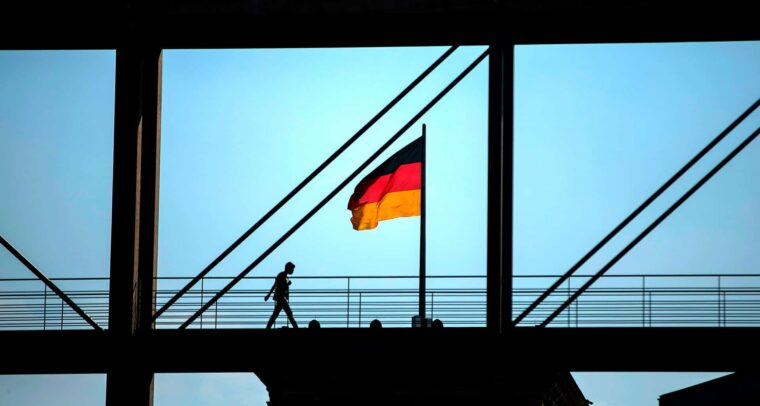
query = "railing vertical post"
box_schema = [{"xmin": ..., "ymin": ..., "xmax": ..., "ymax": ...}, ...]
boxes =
[
  {"xmin": 347, "ymin": 277, "xmax": 351, "ymax": 328},
  {"xmin": 572, "ymin": 278, "xmax": 579, "ymax": 327},
  {"xmin": 722, "ymin": 291, "xmax": 726, "ymax": 327},
  {"xmin": 642, "ymin": 276, "xmax": 646, "ymax": 327},
  {"xmin": 724, "ymin": 291, "xmax": 728, "ymax": 327},
  {"xmin": 717, "ymin": 275, "xmax": 722, "ymax": 327},
  {"xmin": 567, "ymin": 279, "xmax": 571, "ymax": 327},
  {"xmin": 572, "ymin": 279, "xmax": 576, "ymax": 327},
  {"xmin": 200, "ymin": 277, "xmax": 204, "ymax": 329},
  {"xmin": 43, "ymin": 285, "xmax": 47, "ymax": 331},
  {"xmin": 431, "ymin": 292, "xmax": 435, "ymax": 321}
]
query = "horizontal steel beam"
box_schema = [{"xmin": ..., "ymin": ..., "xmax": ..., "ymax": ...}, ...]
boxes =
[
  {"xmin": 0, "ymin": 1, "xmax": 757, "ymax": 49},
  {"xmin": 2, "ymin": 328, "xmax": 758, "ymax": 374}
]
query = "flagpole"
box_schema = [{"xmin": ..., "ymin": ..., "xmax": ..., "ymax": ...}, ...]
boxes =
[{"xmin": 419, "ymin": 124, "xmax": 426, "ymax": 327}]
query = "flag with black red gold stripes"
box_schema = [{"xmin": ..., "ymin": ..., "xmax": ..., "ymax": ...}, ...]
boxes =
[{"xmin": 347, "ymin": 137, "xmax": 422, "ymax": 230}]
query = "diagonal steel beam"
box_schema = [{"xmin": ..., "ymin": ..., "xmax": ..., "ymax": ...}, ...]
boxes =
[
  {"xmin": 541, "ymin": 124, "xmax": 760, "ymax": 327},
  {"xmin": 179, "ymin": 48, "xmax": 490, "ymax": 329},
  {"xmin": 0, "ymin": 233, "xmax": 102, "ymax": 330},
  {"xmin": 514, "ymin": 98, "xmax": 760, "ymax": 325},
  {"xmin": 153, "ymin": 46, "xmax": 459, "ymax": 320}
]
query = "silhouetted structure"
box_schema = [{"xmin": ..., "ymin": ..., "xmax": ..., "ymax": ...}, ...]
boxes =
[
  {"xmin": 0, "ymin": 2, "xmax": 757, "ymax": 406},
  {"xmin": 263, "ymin": 372, "xmax": 589, "ymax": 406},
  {"xmin": 659, "ymin": 373, "xmax": 760, "ymax": 406}
]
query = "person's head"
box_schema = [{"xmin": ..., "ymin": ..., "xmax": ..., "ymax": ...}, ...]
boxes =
[{"xmin": 285, "ymin": 261, "xmax": 295, "ymax": 274}]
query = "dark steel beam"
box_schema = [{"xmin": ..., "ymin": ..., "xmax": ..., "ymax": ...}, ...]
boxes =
[
  {"xmin": 0, "ymin": 330, "xmax": 109, "ymax": 374},
  {"xmin": 108, "ymin": 47, "xmax": 162, "ymax": 334},
  {"xmin": 138, "ymin": 51, "xmax": 162, "ymax": 331},
  {"xmin": 487, "ymin": 43, "xmax": 503, "ymax": 332},
  {"xmin": 107, "ymin": 47, "xmax": 162, "ymax": 406},
  {"xmin": 502, "ymin": 44, "xmax": 514, "ymax": 332},
  {"xmin": 510, "ymin": 327, "xmax": 760, "ymax": 372},
  {"xmin": 0, "ymin": 1, "xmax": 757, "ymax": 49},
  {"xmin": 487, "ymin": 41, "xmax": 514, "ymax": 334},
  {"xmin": 3, "ymin": 328, "xmax": 760, "ymax": 374}
]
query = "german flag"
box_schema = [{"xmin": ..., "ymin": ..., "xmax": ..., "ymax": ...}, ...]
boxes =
[{"xmin": 348, "ymin": 138, "xmax": 422, "ymax": 230}]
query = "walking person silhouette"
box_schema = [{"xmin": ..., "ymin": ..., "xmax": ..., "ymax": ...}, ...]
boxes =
[{"xmin": 265, "ymin": 261, "xmax": 299, "ymax": 329}]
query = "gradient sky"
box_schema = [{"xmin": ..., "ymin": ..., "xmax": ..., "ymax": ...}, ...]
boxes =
[
  {"xmin": 156, "ymin": 46, "xmax": 489, "ymax": 319},
  {"xmin": 1, "ymin": 41, "xmax": 758, "ymax": 405}
]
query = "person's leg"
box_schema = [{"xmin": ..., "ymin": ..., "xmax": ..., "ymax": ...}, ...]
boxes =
[
  {"xmin": 283, "ymin": 302, "xmax": 298, "ymax": 328},
  {"xmin": 266, "ymin": 301, "xmax": 283, "ymax": 329}
]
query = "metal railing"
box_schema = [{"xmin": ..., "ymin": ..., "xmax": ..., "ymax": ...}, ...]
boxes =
[
  {"xmin": 2, "ymin": 274, "xmax": 760, "ymax": 330},
  {"xmin": 0, "ymin": 277, "xmax": 109, "ymax": 330},
  {"xmin": 155, "ymin": 275, "xmax": 485, "ymax": 329},
  {"xmin": 514, "ymin": 274, "xmax": 760, "ymax": 327}
]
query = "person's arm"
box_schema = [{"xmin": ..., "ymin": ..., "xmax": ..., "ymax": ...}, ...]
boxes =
[{"xmin": 265, "ymin": 279, "xmax": 276, "ymax": 301}]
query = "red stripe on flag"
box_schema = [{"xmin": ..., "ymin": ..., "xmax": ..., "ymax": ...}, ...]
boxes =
[{"xmin": 348, "ymin": 162, "xmax": 421, "ymax": 210}]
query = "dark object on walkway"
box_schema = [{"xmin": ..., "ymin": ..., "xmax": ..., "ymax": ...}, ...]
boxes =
[
  {"xmin": 432, "ymin": 319, "xmax": 443, "ymax": 329},
  {"xmin": 265, "ymin": 262, "xmax": 299, "ymax": 329},
  {"xmin": 412, "ymin": 315, "xmax": 432, "ymax": 327},
  {"xmin": 308, "ymin": 320, "xmax": 320, "ymax": 329},
  {"xmin": 370, "ymin": 319, "xmax": 382, "ymax": 329}
]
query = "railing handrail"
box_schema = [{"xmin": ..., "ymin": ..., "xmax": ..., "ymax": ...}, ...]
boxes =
[
  {"xmin": 156, "ymin": 275, "xmax": 485, "ymax": 280},
  {"xmin": 0, "ymin": 277, "xmax": 111, "ymax": 282},
  {"xmin": 4, "ymin": 273, "xmax": 760, "ymax": 283},
  {"xmin": 514, "ymin": 274, "xmax": 760, "ymax": 278}
]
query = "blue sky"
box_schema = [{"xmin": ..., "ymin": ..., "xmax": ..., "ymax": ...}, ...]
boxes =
[
  {"xmin": 0, "ymin": 372, "xmax": 734, "ymax": 406},
  {"xmin": 1, "ymin": 41, "xmax": 759, "ymax": 404},
  {"xmin": 514, "ymin": 42, "xmax": 760, "ymax": 322},
  {"xmin": 515, "ymin": 41, "xmax": 760, "ymax": 280},
  {"xmin": 0, "ymin": 51, "xmax": 114, "ymax": 281},
  {"xmin": 572, "ymin": 372, "xmax": 731, "ymax": 406},
  {"xmin": 156, "ymin": 46, "xmax": 489, "ymax": 325}
]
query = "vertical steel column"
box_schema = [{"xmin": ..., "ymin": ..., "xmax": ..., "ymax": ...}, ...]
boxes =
[
  {"xmin": 106, "ymin": 47, "xmax": 162, "ymax": 406},
  {"xmin": 502, "ymin": 44, "xmax": 514, "ymax": 333},
  {"xmin": 487, "ymin": 42, "xmax": 513, "ymax": 333}
]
